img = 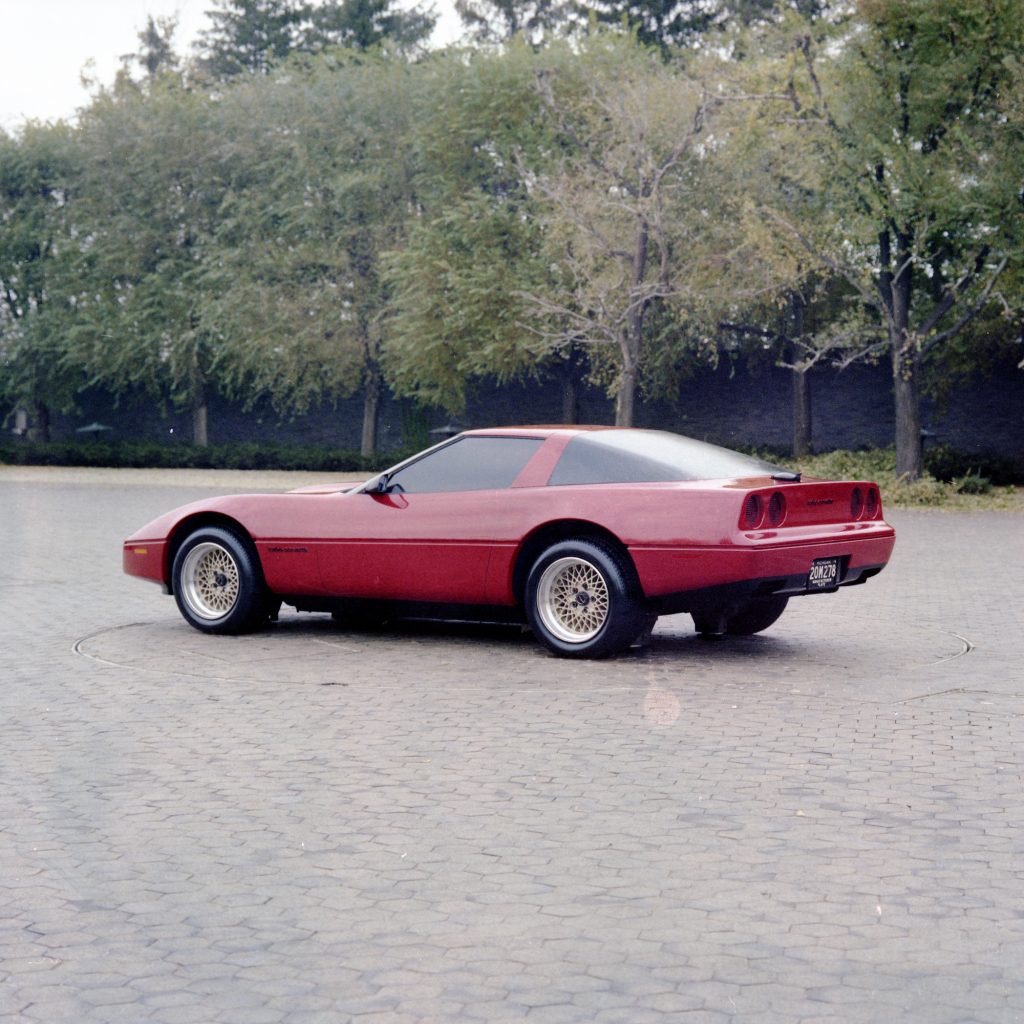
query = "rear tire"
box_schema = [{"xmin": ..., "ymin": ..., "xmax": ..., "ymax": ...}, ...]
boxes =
[
  {"xmin": 726, "ymin": 595, "xmax": 788, "ymax": 635},
  {"xmin": 694, "ymin": 595, "xmax": 789, "ymax": 636},
  {"xmin": 525, "ymin": 539, "xmax": 647, "ymax": 658},
  {"xmin": 172, "ymin": 526, "xmax": 270, "ymax": 634}
]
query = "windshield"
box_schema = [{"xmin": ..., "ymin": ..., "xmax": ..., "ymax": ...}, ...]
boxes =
[{"xmin": 548, "ymin": 430, "xmax": 789, "ymax": 485}]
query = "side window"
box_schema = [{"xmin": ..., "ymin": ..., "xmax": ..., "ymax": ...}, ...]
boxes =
[{"xmin": 388, "ymin": 436, "xmax": 543, "ymax": 494}]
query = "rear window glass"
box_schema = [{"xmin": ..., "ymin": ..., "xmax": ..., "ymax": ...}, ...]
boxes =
[{"xmin": 547, "ymin": 430, "xmax": 786, "ymax": 485}]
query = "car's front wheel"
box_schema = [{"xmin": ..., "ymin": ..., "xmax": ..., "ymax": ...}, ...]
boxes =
[
  {"xmin": 172, "ymin": 526, "xmax": 270, "ymax": 634},
  {"xmin": 525, "ymin": 539, "xmax": 647, "ymax": 658}
]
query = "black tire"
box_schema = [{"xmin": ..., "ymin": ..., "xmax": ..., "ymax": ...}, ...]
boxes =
[
  {"xmin": 525, "ymin": 538, "xmax": 646, "ymax": 658},
  {"xmin": 724, "ymin": 595, "xmax": 789, "ymax": 635},
  {"xmin": 171, "ymin": 526, "xmax": 270, "ymax": 634}
]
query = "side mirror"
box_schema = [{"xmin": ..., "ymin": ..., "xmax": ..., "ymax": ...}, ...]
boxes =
[{"xmin": 362, "ymin": 473, "xmax": 391, "ymax": 494}]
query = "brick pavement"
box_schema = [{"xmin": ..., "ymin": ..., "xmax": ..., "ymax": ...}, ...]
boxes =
[{"xmin": 1, "ymin": 468, "xmax": 1022, "ymax": 1023}]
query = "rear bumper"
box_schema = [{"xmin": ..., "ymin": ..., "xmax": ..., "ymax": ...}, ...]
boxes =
[
  {"xmin": 646, "ymin": 562, "xmax": 886, "ymax": 616},
  {"xmin": 631, "ymin": 525, "xmax": 895, "ymax": 606}
]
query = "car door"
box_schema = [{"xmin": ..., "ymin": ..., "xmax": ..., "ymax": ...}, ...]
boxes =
[{"xmin": 317, "ymin": 435, "xmax": 544, "ymax": 604}]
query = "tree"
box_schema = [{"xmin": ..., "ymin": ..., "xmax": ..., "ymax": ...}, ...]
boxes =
[
  {"xmin": 123, "ymin": 15, "xmax": 180, "ymax": 79},
  {"xmin": 0, "ymin": 124, "xmax": 79, "ymax": 441},
  {"xmin": 455, "ymin": 0, "xmax": 572, "ymax": 43},
  {"xmin": 576, "ymin": 0, "xmax": 833, "ymax": 55},
  {"xmin": 752, "ymin": 2, "xmax": 1024, "ymax": 478},
  {"xmin": 521, "ymin": 38, "xmax": 722, "ymax": 425},
  {"xmin": 69, "ymin": 81, "xmax": 226, "ymax": 445},
  {"xmin": 690, "ymin": 24, "xmax": 869, "ymax": 458},
  {"xmin": 197, "ymin": 0, "xmax": 304, "ymax": 78},
  {"xmin": 302, "ymin": 0, "xmax": 436, "ymax": 52},
  {"xmin": 200, "ymin": 55, "xmax": 419, "ymax": 455},
  {"xmin": 384, "ymin": 44, "xmax": 564, "ymax": 414}
]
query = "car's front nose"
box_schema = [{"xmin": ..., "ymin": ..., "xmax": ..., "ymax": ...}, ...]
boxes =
[{"xmin": 123, "ymin": 538, "xmax": 169, "ymax": 588}]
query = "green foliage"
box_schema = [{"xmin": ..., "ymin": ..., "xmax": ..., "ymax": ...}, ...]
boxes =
[
  {"xmin": 0, "ymin": 122, "xmax": 81, "ymax": 424},
  {"xmin": 197, "ymin": 0, "xmax": 306, "ymax": 78},
  {"xmin": 754, "ymin": 0, "xmax": 1024, "ymax": 476},
  {"xmin": 924, "ymin": 444, "xmax": 1024, "ymax": 487},
  {"xmin": 196, "ymin": 0, "xmax": 435, "ymax": 79},
  {"xmin": 0, "ymin": 439, "xmax": 418, "ymax": 472},
  {"xmin": 304, "ymin": 0, "xmax": 435, "ymax": 50},
  {"xmin": 520, "ymin": 36, "xmax": 729, "ymax": 423},
  {"xmin": 952, "ymin": 473, "xmax": 992, "ymax": 495},
  {"xmin": 125, "ymin": 15, "xmax": 181, "ymax": 79},
  {"xmin": 199, "ymin": 53, "xmax": 418, "ymax": 452},
  {"xmin": 68, "ymin": 80, "xmax": 225, "ymax": 430},
  {"xmin": 793, "ymin": 446, "xmax": 1022, "ymax": 508},
  {"xmin": 0, "ymin": 8, "xmax": 1021, "ymax": 460},
  {"xmin": 455, "ymin": 0, "xmax": 571, "ymax": 43},
  {"xmin": 383, "ymin": 43, "xmax": 566, "ymax": 412}
]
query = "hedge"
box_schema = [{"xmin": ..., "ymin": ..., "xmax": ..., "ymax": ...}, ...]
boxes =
[{"xmin": 0, "ymin": 440, "xmax": 420, "ymax": 472}]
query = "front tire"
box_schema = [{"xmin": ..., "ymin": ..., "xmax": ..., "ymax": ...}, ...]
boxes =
[
  {"xmin": 525, "ymin": 539, "xmax": 647, "ymax": 658},
  {"xmin": 172, "ymin": 526, "xmax": 270, "ymax": 634}
]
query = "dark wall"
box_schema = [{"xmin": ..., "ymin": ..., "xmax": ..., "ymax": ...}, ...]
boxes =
[{"xmin": 13, "ymin": 351, "xmax": 1024, "ymax": 457}]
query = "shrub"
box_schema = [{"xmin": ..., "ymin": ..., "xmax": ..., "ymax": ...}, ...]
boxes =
[
  {"xmin": 0, "ymin": 439, "xmax": 419, "ymax": 473},
  {"xmin": 953, "ymin": 474, "xmax": 992, "ymax": 495},
  {"xmin": 925, "ymin": 445, "xmax": 1024, "ymax": 486}
]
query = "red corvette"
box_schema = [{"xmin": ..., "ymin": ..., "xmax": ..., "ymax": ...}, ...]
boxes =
[{"xmin": 123, "ymin": 427, "xmax": 895, "ymax": 658}]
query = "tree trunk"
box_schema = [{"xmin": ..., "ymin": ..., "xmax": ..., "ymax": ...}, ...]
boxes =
[
  {"xmin": 892, "ymin": 340, "xmax": 922, "ymax": 479},
  {"xmin": 560, "ymin": 351, "xmax": 580, "ymax": 424},
  {"xmin": 32, "ymin": 401, "xmax": 51, "ymax": 443},
  {"xmin": 614, "ymin": 216, "xmax": 649, "ymax": 429},
  {"xmin": 361, "ymin": 365, "xmax": 382, "ymax": 458},
  {"xmin": 792, "ymin": 369, "xmax": 811, "ymax": 458},
  {"xmin": 888, "ymin": 229, "xmax": 921, "ymax": 479},
  {"xmin": 615, "ymin": 362, "xmax": 636, "ymax": 427},
  {"xmin": 192, "ymin": 397, "xmax": 209, "ymax": 447},
  {"xmin": 790, "ymin": 292, "xmax": 810, "ymax": 457}
]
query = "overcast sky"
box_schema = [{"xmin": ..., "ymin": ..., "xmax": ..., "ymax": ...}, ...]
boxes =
[{"xmin": 0, "ymin": 0, "xmax": 460, "ymax": 133}]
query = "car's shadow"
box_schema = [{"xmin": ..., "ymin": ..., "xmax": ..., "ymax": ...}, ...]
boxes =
[{"xmin": 276, "ymin": 610, "xmax": 797, "ymax": 661}]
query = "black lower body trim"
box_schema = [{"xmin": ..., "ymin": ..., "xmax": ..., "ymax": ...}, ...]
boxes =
[{"xmin": 648, "ymin": 563, "xmax": 887, "ymax": 617}]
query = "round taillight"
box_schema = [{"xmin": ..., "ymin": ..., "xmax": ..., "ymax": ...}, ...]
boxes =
[
  {"xmin": 767, "ymin": 491, "xmax": 786, "ymax": 526},
  {"xmin": 866, "ymin": 488, "xmax": 879, "ymax": 518},
  {"xmin": 850, "ymin": 487, "xmax": 864, "ymax": 520},
  {"xmin": 743, "ymin": 494, "xmax": 763, "ymax": 528}
]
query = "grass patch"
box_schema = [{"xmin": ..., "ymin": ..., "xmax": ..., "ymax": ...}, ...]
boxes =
[{"xmin": 792, "ymin": 448, "xmax": 1022, "ymax": 511}]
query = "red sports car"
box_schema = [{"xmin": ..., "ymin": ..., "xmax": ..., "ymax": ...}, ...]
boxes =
[{"xmin": 123, "ymin": 426, "xmax": 895, "ymax": 657}]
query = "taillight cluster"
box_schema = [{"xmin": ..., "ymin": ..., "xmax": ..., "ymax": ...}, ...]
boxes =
[
  {"xmin": 743, "ymin": 494, "xmax": 762, "ymax": 528},
  {"xmin": 851, "ymin": 486, "xmax": 880, "ymax": 520},
  {"xmin": 742, "ymin": 491, "xmax": 787, "ymax": 529}
]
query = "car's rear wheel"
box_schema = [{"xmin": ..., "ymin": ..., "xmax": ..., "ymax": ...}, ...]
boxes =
[
  {"xmin": 725, "ymin": 595, "xmax": 788, "ymax": 635},
  {"xmin": 172, "ymin": 526, "xmax": 270, "ymax": 634},
  {"xmin": 525, "ymin": 539, "xmax": 647, "ymax": 658},
  {"xmin": 694, "ymin": 595, "xmax": 789, "ymax": 636}
]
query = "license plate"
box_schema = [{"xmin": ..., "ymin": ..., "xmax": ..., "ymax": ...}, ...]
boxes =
[{"xmin": 807, "ymin": 557, "xmax": 840, "ymax": 591}]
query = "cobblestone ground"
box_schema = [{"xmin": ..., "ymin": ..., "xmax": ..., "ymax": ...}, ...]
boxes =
[{"xmin": 1, "ymin": 468, "xmax": 1022, "ymax": 1024}]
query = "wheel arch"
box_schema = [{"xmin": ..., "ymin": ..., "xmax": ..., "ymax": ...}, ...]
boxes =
[
  {"xmin": 164, "ymin": 513, "xmax": 256, "ymax": 593},
  {"xmin": 511, "ymin": 519, "xmax": 635, "ymax": 606}
]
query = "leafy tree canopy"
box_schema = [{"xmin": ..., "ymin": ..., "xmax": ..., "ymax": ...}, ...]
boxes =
[{"xmin": 198, "ymin": 0, "xmax": 436, "ymax": 79}]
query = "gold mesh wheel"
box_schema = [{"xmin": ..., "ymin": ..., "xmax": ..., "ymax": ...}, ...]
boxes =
[
  {"xmin": 179, "ymin": 542, "xmax": 240, "ymax": 620},
  {"xmin": 535, "ymin": 556, "xmax": 610, "ymax": 644}
]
